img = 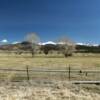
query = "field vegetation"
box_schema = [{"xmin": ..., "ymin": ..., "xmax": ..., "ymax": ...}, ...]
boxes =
[
  {"xmin": 0, "ymin": 81, "xmax": 99, "ymax": 100},
  {"xmin": 0, "ymin": 53, "xmax": 99, "ymax": 69},
  {"xmin": 0, "ymin": 33, "xmax": 100, "ymax": 99}
]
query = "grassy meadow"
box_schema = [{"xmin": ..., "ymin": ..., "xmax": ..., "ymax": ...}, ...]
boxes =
[
  {"xmin": 0, "ymin": 52, "xmax": 99, "ymax": 81},
  {"xmin": 0, "ymin": 53, "xmax": 99, "ymax": 99},
  {"xmin": 0, "ymin": 53, "xmax": 99, "ymax": 70}
]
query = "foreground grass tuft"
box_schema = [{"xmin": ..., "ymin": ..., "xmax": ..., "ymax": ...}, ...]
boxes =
[{"xmin": 0, "ymin": 81, "xmax": 99, "ymax": 100}]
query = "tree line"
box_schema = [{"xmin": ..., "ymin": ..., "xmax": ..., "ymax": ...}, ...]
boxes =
[
  {"xmin": 76, "ymin": 45, "xmax": 100, "ymax": 53},
  {"xmin": 1, "ymin": 32, "xmax": 100, "ymax": 57},
  {"xmin": 19, "ymin": 33, "xmax": 100, "ymax": 57},
  {"xmin": 21, "ymin": 32, "xmax": 75, "ymax": 57}
]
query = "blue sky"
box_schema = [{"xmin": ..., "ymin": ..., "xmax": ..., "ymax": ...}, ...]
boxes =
[{"xmin": 0, "ymin": 0, "xmax": 100, "ymax": 44}]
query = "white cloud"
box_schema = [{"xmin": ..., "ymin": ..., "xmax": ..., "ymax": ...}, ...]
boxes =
[{"xmin": 1, "ymin": 39, "xmax": 8, "ymax": 43}]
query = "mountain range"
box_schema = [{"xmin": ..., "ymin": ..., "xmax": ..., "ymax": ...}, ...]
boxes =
[{"xmin": 39, "ymin": 41, "xmax": 99, "ymax": 46}]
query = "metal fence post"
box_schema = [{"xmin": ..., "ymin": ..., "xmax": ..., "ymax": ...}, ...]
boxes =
[
  {"xmin": 68, "ymin": 65, "xmax": 71, "ymax": 81},
  {"xmin": 26, "ymin": 66, "xmax": 30, "ymax": 81}
]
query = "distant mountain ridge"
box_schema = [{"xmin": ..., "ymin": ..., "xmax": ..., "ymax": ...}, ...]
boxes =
[
  {"xmin": 39, "ymin": 41, "xmax": 99, "ymax": 46},
  {"xmin": 0, "ymin": 41, "xmax": 99, "ymax": 51},
  {"xmin": 76, "ymin": 42, "xmax": 99, "ymax": 46}
]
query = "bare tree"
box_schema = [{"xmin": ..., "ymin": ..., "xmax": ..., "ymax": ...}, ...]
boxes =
[
  {"xmin": 57, "ymin": 36, "xmax": 75, "ymax": 57},
  {"xmin": 25, "ymin": 33, "xmax": 40, "ymax": 57}
]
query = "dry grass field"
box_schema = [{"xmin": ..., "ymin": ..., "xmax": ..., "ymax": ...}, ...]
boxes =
[
  {"xmin": 0, "ymin": 53, "xmax": 99, "ymax": 81},
  {"xmin": 0, "ymin": 53, "xmax": 99, "ymax": 100},
  {"xmin": 0, "ymin": 81, "xmax": 99, "ymax": 100},
  {"xmin": 0, "ymin": 53, "xmax": 99, "ymax": 70}
]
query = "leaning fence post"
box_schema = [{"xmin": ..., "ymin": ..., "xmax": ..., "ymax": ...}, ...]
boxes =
[
  {"xmin": 26, "ymin": 66, "xmax": 30, "ymax": 81},
  {"xmin": 68, "ymin": 65, "xmax": 71, "ymax": 81}
]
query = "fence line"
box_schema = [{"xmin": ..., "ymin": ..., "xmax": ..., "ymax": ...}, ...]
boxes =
[
  {"xmin": 0, "ymin": 68, "xmax": 100, "ymax": 73},
  {"xmin": 0, "ymin": 66, "xmax": 99, "ymax": 84}
]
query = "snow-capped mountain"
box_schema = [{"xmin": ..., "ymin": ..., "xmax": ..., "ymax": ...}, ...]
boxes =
[
  {"xmin": 76, "ymin": 42, "xmax": 99, "ymax": 46},
  {"xmin": 39, "ymin": 41, "xmax": 99, "ymax": 46},
  {"xmin": 39, "ymin": 41, "xmax": 57, "ymax": 45},
  {"xmin": 76, "ymin": 43, "xmax": 84, "ymax": 45},
  {"xmin": 12, "ymin": 41, "xmax": 20, "ymax": 44},
  {"xmin": 39, "ymin": 41, "xmax": 69, "ymax": 45},
  {"xmin": 24, "ymin": 40, "xmax": 100, "ymax": 47}
]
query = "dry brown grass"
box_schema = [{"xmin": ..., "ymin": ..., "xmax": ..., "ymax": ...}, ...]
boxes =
[
  {"xmin": 0, "ymin": 53, "xmax": 99, "ymax": 81},
  {"xmin": 0, "ymin": 81, "xmax": 99, "ymax": 100},
  {"xmin": 0, "ymin": 53, "xmax": 99, "ymax": 99},
  {"xmin": 0, "ymin": 53, "xmax": 99, "ymax": 70}
]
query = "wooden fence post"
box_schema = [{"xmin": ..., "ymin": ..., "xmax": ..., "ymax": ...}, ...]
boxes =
[
  {"xmin": 85, "ymin": 72, "xmax": 88, "ymax": 76},
  {"xmin": 68, "ymin": 65, "xmax": 71, "ymax": 81},
  {"xmin": 26, "ymin": 66, "xmax": 30, "ymax": 81}
]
